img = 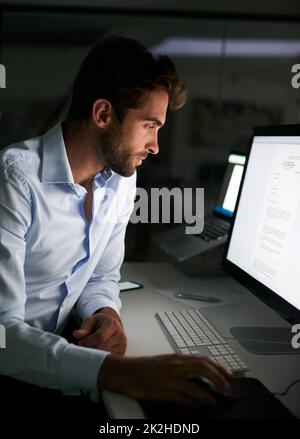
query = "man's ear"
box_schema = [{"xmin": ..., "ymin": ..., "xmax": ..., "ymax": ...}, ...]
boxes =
[{"xmin": 92, "ymin": 99, "xmax": 113, "ymax": 128}]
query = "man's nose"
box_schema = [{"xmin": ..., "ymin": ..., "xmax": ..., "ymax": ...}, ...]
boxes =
[{"xmin": 147, "ymin": 135, "xmax": 159, "ymax": 155}]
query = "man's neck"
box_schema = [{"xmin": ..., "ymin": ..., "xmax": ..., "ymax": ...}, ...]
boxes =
[{"xmin": 62, "ymin": 120, "xmax": 106, "ymax": 187}]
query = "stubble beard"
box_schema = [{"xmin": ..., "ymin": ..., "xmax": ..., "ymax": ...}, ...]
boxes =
[{"xmin": 100, "ymin": 120, "xmax": 136, "ymax": 178}]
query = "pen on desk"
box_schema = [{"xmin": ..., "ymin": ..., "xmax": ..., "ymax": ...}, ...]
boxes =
[{"xmin": 175, "ymin": 293, "xmax": 222, "ymax": 303}]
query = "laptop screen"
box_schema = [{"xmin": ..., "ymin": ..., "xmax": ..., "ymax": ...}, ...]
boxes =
[
  {"xmin": 227, "ymin": 134, "xmax": 300, "ymax": 312},
  {"xmin": 213, "ymin": 153, "xmax": 246, "ymax": 218}
]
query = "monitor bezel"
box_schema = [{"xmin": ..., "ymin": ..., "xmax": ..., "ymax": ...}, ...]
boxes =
[{"xmin": 223, "ymin": 124, "xmax": 300, "ymax": 325}]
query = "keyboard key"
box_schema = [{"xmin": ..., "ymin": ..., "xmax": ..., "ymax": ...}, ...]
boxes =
[{"xmin": 180, "ymin": 348, "xmax": 191, "ymax": 355}]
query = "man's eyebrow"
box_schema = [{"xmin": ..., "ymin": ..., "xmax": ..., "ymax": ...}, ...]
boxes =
[{"xmin": 144, "ymin": 118, "xmax": 164, "ymax": 127}]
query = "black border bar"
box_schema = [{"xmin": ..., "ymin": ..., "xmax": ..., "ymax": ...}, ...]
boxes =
[{"xmin": 0, "ymin": 4, "xmax": 299, "ymax": 23}]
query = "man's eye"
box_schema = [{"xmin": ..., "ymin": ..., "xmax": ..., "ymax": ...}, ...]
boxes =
[{"xmin": 144, "ymin": 124, "xmax": 156, "ymax": 130}]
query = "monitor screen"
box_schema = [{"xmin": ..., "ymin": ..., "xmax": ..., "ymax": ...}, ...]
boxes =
[
  {"xmin": 214, "ymin": 153, "xmax": 246, "ymax": 218},
  {"xmin": 225, "ymin": 126, "xmax": 300, "ymax": 323}
]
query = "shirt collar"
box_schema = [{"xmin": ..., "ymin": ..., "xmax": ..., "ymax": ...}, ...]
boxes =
[
  {"xmin": 41, "ymin": 123, "xmax": 113, "ymax": 185},
  {"xmin": 41, "ymin": 124, "xmax": 74, "ymax": 184}
]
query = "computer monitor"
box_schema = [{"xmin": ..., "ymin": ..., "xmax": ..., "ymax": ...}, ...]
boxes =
[
  {"xmin": 224, "ymin": 125, "xmax": 300, "ymax": 352},
  {"xmin": 214, "ymin": 153, "xmax": 246, "ymax": 219}
]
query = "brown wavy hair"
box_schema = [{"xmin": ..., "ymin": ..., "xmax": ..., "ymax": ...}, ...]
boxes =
[{"xmin": 68, "ymin": 35, "xmax": 187, "ymax": 122}]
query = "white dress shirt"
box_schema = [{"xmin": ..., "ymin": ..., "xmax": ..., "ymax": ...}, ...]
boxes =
[{"xmin": 0, "ymin": 123, "xmax": 136, "ymax": 397}]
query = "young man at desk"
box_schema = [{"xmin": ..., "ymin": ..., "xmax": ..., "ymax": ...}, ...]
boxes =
[{"xmin": 0, "ymin": 35, "xmax": 230, "ymax": 416}]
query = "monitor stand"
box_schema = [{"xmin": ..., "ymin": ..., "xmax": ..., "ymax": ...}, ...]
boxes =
[{"xmin": 230, "ymin": 326, "xmax": 298, "ymax": 355}]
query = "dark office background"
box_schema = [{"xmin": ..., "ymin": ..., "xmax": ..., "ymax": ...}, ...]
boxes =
[{"xmin": 1, "ymin": 0, "xmax": 300, "ymax": 262}]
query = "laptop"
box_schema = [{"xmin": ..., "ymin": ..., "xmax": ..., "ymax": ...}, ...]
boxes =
[{"xmin": 154, "ymin": 152, "xmax": 246, "ymax": 261}]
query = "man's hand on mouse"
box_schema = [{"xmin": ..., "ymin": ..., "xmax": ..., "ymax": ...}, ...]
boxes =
[
  {"xmin": 73, "ymin": 307, "xmax": 127, "ymax": 355},
  {"xmin": 98, "ymin": 353, "xmax": 231, "ymax": 408}
]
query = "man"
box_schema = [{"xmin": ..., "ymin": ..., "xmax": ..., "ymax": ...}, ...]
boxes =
[{"xmin": 0, "ymin": 35, "xmax": 230, "ymax": 415}]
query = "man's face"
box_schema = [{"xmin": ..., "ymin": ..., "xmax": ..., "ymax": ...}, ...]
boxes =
[{"xmin": 100, "ymin": 89, "xmax": 169, "ymax": 177}]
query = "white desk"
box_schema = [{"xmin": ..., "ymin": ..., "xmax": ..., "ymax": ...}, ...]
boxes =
[{"xmin": 102, "ymin": 262, "xmax": 300, "ymax": 419}]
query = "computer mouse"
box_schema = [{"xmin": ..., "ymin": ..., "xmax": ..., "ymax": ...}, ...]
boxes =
[{"xmin": 188, "ymin": 376, "xmax": 237, "ymax": 408}]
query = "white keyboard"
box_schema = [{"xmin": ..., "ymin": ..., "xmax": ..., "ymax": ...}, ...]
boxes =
[{"xmin": 156, "ymin": 309, "xmax": 249, "ymax": 375}]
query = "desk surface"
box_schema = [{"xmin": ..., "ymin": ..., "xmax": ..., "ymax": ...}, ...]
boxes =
[{"xmin": 102, "ymin": 262, "xmax": 300, "ymax": 419}]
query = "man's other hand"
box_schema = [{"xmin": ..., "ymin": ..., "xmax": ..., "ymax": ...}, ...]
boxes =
[
  {"xmin": 72, "ymin": 308, "xmax": 127, "ymax": 355},
  {"xmin": 98, "ymin": 354, "xmax": 232, "ymax": 408}
]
